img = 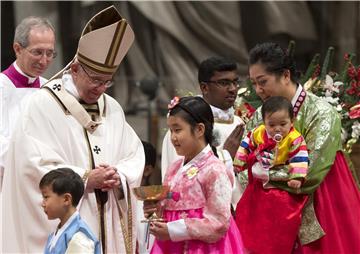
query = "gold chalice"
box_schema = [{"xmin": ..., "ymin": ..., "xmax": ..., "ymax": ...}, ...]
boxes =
[
  {"xmin": 133, "ymin": 185, "xmax": 170, "ymax": 222},
  {"xmin": 133, "ymin": 185, "xmax": 170, "ymax": 249}
]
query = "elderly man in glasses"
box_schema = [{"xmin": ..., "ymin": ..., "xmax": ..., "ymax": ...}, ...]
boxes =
[
  {"xmin": 0, "ymin": 16, "xmax": 55, "ymax": 195},
  {"xmin": 161, "ymin": 56, "xmax": 245, "ymax": 210},
  {"xmin": 2, "ymin": 6, "xmax": 144, "ymax": 254}
]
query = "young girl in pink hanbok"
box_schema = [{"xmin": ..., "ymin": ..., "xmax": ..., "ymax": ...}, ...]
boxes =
[{"xmin": 147, "ymin": 96, "xmax": 244, "ymax": 254}]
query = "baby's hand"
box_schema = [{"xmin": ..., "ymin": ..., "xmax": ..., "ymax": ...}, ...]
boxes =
[{"xmin": 287, "ymin": 179, "xmax": 302, "ymax": 189}]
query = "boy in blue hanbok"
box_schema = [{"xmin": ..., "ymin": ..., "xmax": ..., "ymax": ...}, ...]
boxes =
[{"xmin": 39, "ymin": 168, "xmax": 100, "ymax": 254}]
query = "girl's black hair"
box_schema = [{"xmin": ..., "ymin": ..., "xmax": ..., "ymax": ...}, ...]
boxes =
[
  {"xmin": 169, "ymin": 96, "xmax": 218, "ymax": 157},
  {"xmin": 249, "ymin": 42, "xmax": 300, "ymax": 83},
  {"xmin": 261, "ymin": 96, "xmax": 294, "ymax": 120}
]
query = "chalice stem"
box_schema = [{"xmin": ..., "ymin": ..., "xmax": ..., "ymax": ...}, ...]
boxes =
[{"xmin": 146, "ymin": 221, "xmax": 150, "ymax": 249}]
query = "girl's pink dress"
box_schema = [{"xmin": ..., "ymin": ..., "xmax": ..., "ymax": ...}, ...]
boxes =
[{"xmin": 151, "ymin": 146, "xmax": 244, "ymax": 254}]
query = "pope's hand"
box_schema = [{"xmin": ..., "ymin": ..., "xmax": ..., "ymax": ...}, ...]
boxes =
[
  {"xmin": 86, "ymin": 164, "xmax": 120, "ymax": 190},
  {"xmin": 98, "ymin": 163, "xmax": 121, "ymax": 191}
]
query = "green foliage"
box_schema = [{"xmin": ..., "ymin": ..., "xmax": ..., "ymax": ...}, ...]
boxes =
[
  {"xmin": 300, "ymin": 53, "xmax": 320, "ymax": 85},
  {"xmin": 319, "ymin": 47, "xmax": 334, "ymax": 81},
  {"xmin": 304, "ymin": 49, "xmax": 360, "ymax": 153},
  {"xmin": 287, "ymin": 40, "xmax": 296, "ymax": 58}
]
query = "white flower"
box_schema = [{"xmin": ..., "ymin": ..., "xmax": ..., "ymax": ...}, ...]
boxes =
[
  {"xmin": 237, "ymin": 87, "xmax": 247, "ymax": 95},
  {"xmin": 322, "ymin": 96, "xmax": 339, "ymax": 106},
  {"xmin": 341, "ymin": 128, "xmax": 348, "ymax": 143},
  {"xmin": 325, "ymin": 90, "xmax": 333, "ymax": 97},
  {"xmin": 333, "ymin": 81, "xmax": 343, "ymax": 93},
  {"xmin": 336, "ymin": 104, "xmax": 342, "ymax": 112},
  {"xmin": 351, "ymin": 121, "xmax": 360, "ymax": 139},
  {"xmin": 324, "ymin": 75, "xmax": 343, "ymax": 94}
]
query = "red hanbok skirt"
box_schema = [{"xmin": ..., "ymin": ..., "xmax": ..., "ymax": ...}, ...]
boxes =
[
  {"xmin": 235, "ymin": 179, "xmax": 308, "ymax": 254},
  {"xmin": 294, "ymin": 151, "xmax": 360, "ymax": 254}
]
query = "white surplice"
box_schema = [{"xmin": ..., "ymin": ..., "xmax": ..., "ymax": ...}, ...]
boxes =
[
  {"xmin": 1, "ymin": 75, "xmax": 144, "ymax": 253},
  {"xmin": 0, "ymin": 63, "xmax": 47, "ymax": 253},
  {"xmin": 0, "ymin": 62, "xmax": 47, "ymax": 190}
]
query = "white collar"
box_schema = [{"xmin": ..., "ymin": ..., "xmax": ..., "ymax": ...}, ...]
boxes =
[
  {"xmin": 291, "ymin": 84, "xmax": 303, "ymax": 107},
  {"xmin": 13, "ymin": 61, "xmax": 38, "ymax": 83},
  {"xmin": 181, "ymin": 144, "xmax": 212, "ymax": 170},
  {"xmin": 170, "ymin": 145, "xmax": 211, "ymax": 188},
  {"xmin": 49, "ymin": 211, "xmax": 79, "ymax": 250},
  {"xmin": 62, "ymin": 73, "xmax": 80, "ymax": 100},
  {"xmin": 209, "ymin": 104, "xmax": 234, "ymax": 121},
  {"xmin": 197, "ymin": 95, "xmax": 234, "ymax": 121}
]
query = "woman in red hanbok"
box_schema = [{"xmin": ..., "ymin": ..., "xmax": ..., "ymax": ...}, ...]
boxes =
[{"xmin": 235, "ymin": 42, "xmax": 360, "ymax": 254}]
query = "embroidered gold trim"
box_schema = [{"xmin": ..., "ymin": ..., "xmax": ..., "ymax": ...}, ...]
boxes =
[
  {"xmin": 105, "ymin": 21, "xmax": 127, "ymax": 66},
  {"xmin": 83, "ymin": 129, "xmax": 107, "ymax": 252},
  {"xmin": 43, "ymin": 86, "xmax": 70, "ymax": 115},
  {"xmin": 114, "ymin": 183, "xmax": 133, "ymax": 254},
  {"xmin": 82, "ymin": 169, "xmax": 91, "ymax": 182},
  {"xmin": 77, "ymin": 52, "xmax": 116, "ymax": 69},
  {"xmin": 77, "ymin": 53, "xmax": 117, "ymax": 74},
  {"xmin": 102, "ymin": 95, "xmax": 107, "ymax": 117},
  {"xmin": 81, "ymin": 103, "xmax": 99, "ymax": 110},
  {"xmin": 214, "ymin": 118, "xmax": 234, "ymax": 124},
  {"xmin": 84, "ymin": 128, "xmax": 107, "ymax": 253},
  {"xmin": 298, "ymin": 195, "xmax": 325, "ymax": 244},
  {"xmin": 83, "ymin": 129, "xmax": 95, "ymax": 173}
]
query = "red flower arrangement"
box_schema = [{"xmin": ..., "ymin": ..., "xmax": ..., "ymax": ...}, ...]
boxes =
[{"xmin": 304, "ymin": 49, "xmax": 360, "ymax": 153}]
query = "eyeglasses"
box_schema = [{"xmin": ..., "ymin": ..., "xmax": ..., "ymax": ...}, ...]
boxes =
[
  {"xmin": 80, "ymin": 64, "xmax": 114, "ymax": 88},
  {"xmin": 206, "ymin": 79, "xmax": 242, "ymax": 89},
  {"xmin": 23, "ymin": 47, "xmax": 57, "ymax": 59}
]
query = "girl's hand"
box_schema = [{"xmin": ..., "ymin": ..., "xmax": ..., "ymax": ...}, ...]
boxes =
[
  {"xmin": 288, "ymin": 179, "xmax": 302, "ymax": 189},
  {"xmin": 149, "ymin": 221, "xmax": 171, "ymax": 240}
]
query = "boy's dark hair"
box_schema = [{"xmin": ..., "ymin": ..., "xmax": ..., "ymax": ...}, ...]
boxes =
[
  {"xmin": 39, "ymin": 168, "xmax": 84, "ymax": 207},
  {"xmin": 141, "ymin": 140, "xmax": 157, "ymax": 167},
  {"xmin": 249, "ymin": 42, "xmax": 300, "ymax": 83},
  {"xmin": 198, "ymin": 56, "xmax": 238, "ymax": 83},
  {"xmin": 261, "ymin": 96, "xmax": 294, "ymax": 120}
]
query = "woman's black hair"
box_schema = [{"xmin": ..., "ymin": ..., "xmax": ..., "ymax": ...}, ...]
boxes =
[
  {"xmin": 249, "ymin": 42, "xmax": 300, "ymax": 83},
  {"xmin": 168, "ymin": 96, "xmax": 218, "ymax": 157},
  {"xmin": 261, "ymin": 96, "xmax": 294, "ymax": 120}
]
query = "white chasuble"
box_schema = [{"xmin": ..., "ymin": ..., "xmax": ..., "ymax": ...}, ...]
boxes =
[{"xmin": 1, "ymin": 78, "xmax": 144, "ymax": 253}]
